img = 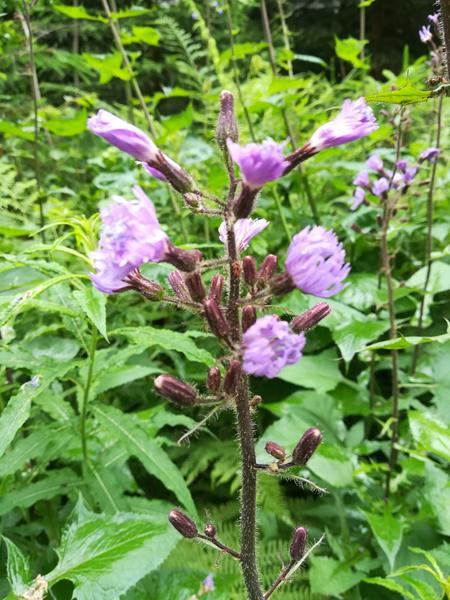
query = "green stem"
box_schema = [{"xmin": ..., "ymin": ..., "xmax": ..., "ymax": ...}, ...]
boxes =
[
  {"xmin": 273, "ymin": 189, "xmax": 291, "ymax": 240},
  {"xmin": 80, "ymin": 328, "xmax": 98, "ymax": 462}
]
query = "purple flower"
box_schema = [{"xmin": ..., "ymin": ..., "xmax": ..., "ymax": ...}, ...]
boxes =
[
  {"xmin": 88, "ymin": 110, "xmax": 158, "ymax": 163},
  {"xmin": 372, "ymin": 177, "xmax": 389, "ymax": 197},
  {"xmin": 307, "ymin": 97, "xmax": 378, "ymax": 152},
  {"xmin": 218, "ymin": 218, "xmax": 269, "ymax": 252},
  {"xmin": 419, "ymin": 25, "xmax": 433, "ymax": 43},
  {"xmin": 396, "ymin": 159, "xmax": 408, "ymax": 172},
  {"xmin": 285, "ymin": 226, "xmax": 350, "ymax": 297},
  {"xmin": 89, "ymin": 186, "xmax": 168, "ymax": 294},
  {"xmin": 366, "ymin": 154, "xmax": 384, "ymax": 172},
  {"xmin": 403, "ymin": 167, "xmax": 417, "ymax": 185},
  {"xmin": 351, "ymin": 187, "xmax": 366, "ymax": 211},
  {"xmin": 139, "ymin": 161, "xmax": 167, "ymax": 182},
  {"xmin": 227, "ymin": 138, "xmax": 289, "ymax": 189},
  {"xmin": 428, "ymin": 13, "xmax": 440, "ymax": 26},
  {"xmin": 420, "ymin": 147, "xmax": 440, "ymax": 162},
  {"xmin": 201, "ymin": 574, "xmax": 215, "ymax": 592},
  {"xmin": 353, "ymin": 170, "xmax": 370, "ymax": 187},
  {"xmin": 243, "ymin": 315, "xmax": 305, "ymax": 378}
]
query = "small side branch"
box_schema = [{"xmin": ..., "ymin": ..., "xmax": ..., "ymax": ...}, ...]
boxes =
[{"xmin": 197, "ymin": 533, "xmax": 241, "ymax": 560}]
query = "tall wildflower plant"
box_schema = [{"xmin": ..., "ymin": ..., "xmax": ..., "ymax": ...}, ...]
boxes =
[{"xmin": 88, "ymin": 91, "xmax": 377, "ymax": 599}]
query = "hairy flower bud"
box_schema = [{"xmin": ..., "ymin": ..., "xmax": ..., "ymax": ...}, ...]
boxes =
[
  {"xmin": 126, "ymin": 271, "xmax": 164, "ymax": 300},
  {"xmin": 165, "ymin": 244, "xmax": 202, "ymax": 272},
  {"xmin": 203, "ymin": 298, "xmax": 229, "ymax": 338},
  {"xmin": 204, "ymin": 522, "xmax": 217, "ymax": 538},
  {"xmin": 207, "ymin": 367, "xmax": 221, "ymax": 393},
  {"xmin": 242, "ymin": 304, "xmax": 257, "ymax": 332},
  {"xmin": 183, "ymin": 192, "xmax": 201, "ymax": 209},
  {"xmin": 224, "ymin": 360, "xmax": 242, "ymax": 394},
  {"xmin": 257, "ymin": 255, "xmax": 278, "ymax": 285},
  {"xmin": 292, "ymin": 428, "xmax": 323, "ymax": 465},
  {"xmin": 155, "ymin": 375, "xmax": 198, "ymax": 406},
  {"xmin": 233, "ymin": 184, "xmax": 259, "ymax": 219},
  {"xmin": 291, "ymin": 302, "xmax": 331, "ymax": 333},
  {"xmin": 168, "ymin": 509, "xmax": 198, "ymax": 538},
  {"xmin": 290, "ymin": 526, "xmax": 307, "ymax": 561},
  {"xmin": 208, "ymin": 273, "xmax": 224, "ymax": 303},
  {"xmin": 216, "ymin": 90, "xmax": 239, "ymax": 150},
  {"xmin": 265, "ymin": 441, "xmax": 286, "ymax": 462},
  {"xmin": 168, "ymin": 271, "xmax": 191, "ymax": 302},
  {"xmin": 243, "ymin": 256, "xmax": 257, "ymax": 287},
  {"xmin": 270, "ymin": 272, "xmax": 295, "ymax": 296},
  {"xmin": 185, "ymin": 271, "xmax": 206, "ymax": 302}
]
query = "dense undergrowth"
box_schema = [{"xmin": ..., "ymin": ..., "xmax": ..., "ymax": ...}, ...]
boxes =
[{"xmin": 0, "ymin": 1, "xmax": 449, "ymax": 599}]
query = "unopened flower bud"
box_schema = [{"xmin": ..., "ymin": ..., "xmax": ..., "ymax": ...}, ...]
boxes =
[
  {"xmin": 165, "ymin": 244, "xmax": 202, "ymax": 272},
  {"xmin": 242, "ymin": 304, "xmax": 257, "ymax": 332},
  {"xmin": 271, "ymin": 272, "xmax": 295, "ymax": 296},
  {"xmin": 208, "ymin": 273, "xmax": 224, "ymax": 303},
  {"xmin": 257, "ymin": 255, "xmax": 278, "ymax": 285},
  {"xmin": 126, "ymin": 271, "xmax": 164, "ymax": 300},
  {"xmin": 233, "ymin": 184, "xmax": 259, "ymax": 219},
  {"xmin": 184, "ymin": 192, "xmax": 201, "ymax": 209},
  {"xmin": 224, "ymin": 360, "xmax": 242, "ymax": 394},
  {"xmin": 292, "ymin": 427, "xmax": 323, "ymax": 465},
  {"xmin": 216, "ymin": 90, "xmax": 239, "ymax": 150},
  {"xmin": 168, "ymin": 509, "xmax": 198, "ymax": 538},
  {"xmin": 207, "ymin": 367, "xmax": 221, "ymax": 393},
  {"xmin": 150, "ymin": 150, "xmax": 195, "ymax": 194},
  {"xmin": 243, "ymin": 256, "xmax": 257, "ymax": 287},
  {"xmin": 203, "ymin": 298, "xmax": 229, "ymax": 338},
  {"xmin": 185, "ymin": 271, "xmax": 206, "ymax": 302},
  {"xmin": 168, "ymin": 271, "xmax": 191, "ymax": 302},
  {"xmin": 290, "ymin": 526, "xmax": 307, "ymax": 561},
  {"xmin": 204, "ymin": 522, "xmax": 217, "ymax": 538},
  {"xmin": 250, "ymin": 394, "xmax": 262, "ymax": 408},
  {"xmin": 291, "ymin": 302, "xmax": 331, "ymax": 333},
  {"xmin": 265, "ymin": 441, "xmax": 286, "ymax": 461},
  {"xmin": 155, "ymin": 375, "xmax": 198, "ymax": 406}
]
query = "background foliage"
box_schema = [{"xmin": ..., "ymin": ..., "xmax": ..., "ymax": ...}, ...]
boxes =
[{"xmin": 0, "ymin": 0, "xmax": 449, "ymax": 598}]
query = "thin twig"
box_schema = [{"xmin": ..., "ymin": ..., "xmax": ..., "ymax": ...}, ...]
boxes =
[
  {"xmin": 197, "ymin": 533, "xmax": 241, "ymax": 560},
  {"xmin": 177, "ymin": 405, "xmax": 222, "ymax": 445}
]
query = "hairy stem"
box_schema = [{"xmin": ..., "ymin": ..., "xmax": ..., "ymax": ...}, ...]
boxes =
[
  {"xmin": 80, "ymin": 328, "xmax": 98, "ymax": 462},
  {"xmin": 411, "ymin": 94, "xmax": 444, "ymax": 373},
  {"xmin": 438, "ymin": 0, "xmax": 450, "ymax": 80}
]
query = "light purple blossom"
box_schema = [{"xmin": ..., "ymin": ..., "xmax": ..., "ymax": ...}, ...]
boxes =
[
  {"xmin": 243, "ymin": 315, "xmax": 305, "ymax": 378},
  {"xmin": 139, "ymin": 161, "xmax": 167, "ymax": 182},
  {"xmin": 396, "ymin": 159, "xmax": 408, "ymax": 172},
  {"xmin": 218, "ymin": 218, "xmax": 269, "ymax": 252},
  {"xmin": 372, "ymin": 177, "xmax": 389, "ymax": 197},
  {"xmin": 88, "ymin": 110, "xmax": 158, "ymax": 163},
  {"xmin": 307, "ymin": 97, "xmax": 378, "ymax": 152},
  {"xmin": 419, "ymin": 25, "xmax": 433, "ymax": 43},
  {"xmin": 201, "ymin": 574, "xmax": 214, "ymax": 592},
  {"xmin": 428, "ymin": 13, "xmax": 440, "ymax": 26},
  {"xmin": 366, "ymin": 154, "xmax": 384, "ymax": 172},
  {"xmin": 403, "ymin": 167, "xmax": 417, "ymax": 185},
  {"xmin": 420, "ymin": 147, "xmax": 440, "ymax": 162},
  {"xmin": 285, "ymin": 226, "xmax": 350, "ymax": 297},
  {"xmin": 89, "ymin": 186, "xmax": 168, "ymax": 294},
  {"xmin": 351, "ymin": 187, "xmax": 366, "ymax": 211},
  {"xmin": 353, "ymin": 170, "xmax": 370, "ymax": 187},
  {"xmin": 227, "ymin": 138, "xmax": 289, "ymax": 189}
]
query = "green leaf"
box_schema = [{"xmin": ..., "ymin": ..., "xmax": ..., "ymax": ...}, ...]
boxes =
[
  {"xmin": 365, "ymin": 577, "xmax": 417, "ymax": 599},
  {"xmin": 46, "ymin": 499, "xmax": 179, "ymax": 600},
  {"xmin": 364, "ymin": 512, "xmax": 404, "ymax": 571},
  {"xmin": 113, "ymin": 327, "xmax": 215, "ymax": 366},
  {"xmin": 53, "ymin": 4, "xmax": 106, "ymax": 22},
  {"xmin": 0, "ymin": 469, "xmax": 79, "ymax": 516},
  {"xmin": 278, "ymin": 349, "xmax": 342, "ymax": 392},
  {"xmin": 310, "ymin": 556, "xmax": 365, "ymax": 595},
  {"xmin": 365, "ymin": 324, "xmax": 450, "ymax": 350},
  {"xmin": 2, "ymin": 537, "xmax": 30, "ymax": 595},
  {"xmin": 131, "ymin": 26, "xmax": 160, "ymax": 46},
  {"xmin": 95, "ymin": 364, "xmax": 160, "ymax": 394},
  {"xmin": 409, "ymin": 411, "xmax": 450, "ymax": 461},
  {"xmin": 307, "ymin": 444, "xmax": 354, "ymax": 487},
  {"xmin": 220, "ymin": 42, "xmax": 267, "ymax": 65},
  {"xmin": 82, "ymin": 52, "xmax": 132, "ymax": 84},
  {"xmin": 407, "ymin": 261, "xmax": 450, "ymax": 294},
  {"xmin": 366, "ymin": 85, "xmax": 432, "ymax": 105},
  {"xmin": 93, "ymin": 405, "xmax": 197, "ymax": 517},
  {"xmin": 359, "ymin": 0, "xmax": 377, "ymax": 7},
  {"xmin": 73, "ymin": 286, "xmax": 108, "ymax": 340},
  {"xmin": 424, "ymin": 463, "xmax": 450, "ymax": 535},
  {"xmin": 335, "ymin": 36, "xmax": 368, "ymax": 69},
  {"xmin": 43, "ymin": 110, "xmax": 87, "ymax": 137},
  {"xmin": 333, "ymin": 319, "xmax": 390, "ymax": 361}
]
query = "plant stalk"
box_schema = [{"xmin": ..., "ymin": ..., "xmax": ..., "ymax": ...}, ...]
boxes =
[
  {"xmin": 80, "ymin": 328, "xmax": 98, "ymax": 462},
  {"xmin": 438, "ymin": 0, "xmax": 450, "ymax": 80}
]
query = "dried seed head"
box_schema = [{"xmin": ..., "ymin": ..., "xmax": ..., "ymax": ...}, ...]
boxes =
[
  {"xmin": 291, "ymin": 302, "xmax": 331, "ymax": 333},
  {"xmin": 292, "ymin": 427, "xmax": 323, "ymax": 465},
  {"xmin": 168, "ymin": 509, "xmax": 198, "ymax": 538},
  {"xmin": 154, "ymin": 375, "xmax": 198, "ymax": 406},
  {"xmin": 265, "ymin": 441, "xmax": 286, "ymax": 462},
  {"xmin": 290, "ymin": 526, "xmax": 307, "ymax": 561}
]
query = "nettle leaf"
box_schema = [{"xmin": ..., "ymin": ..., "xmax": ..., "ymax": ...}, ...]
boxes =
[
  {"xmin": 333, "ymin": 319, "xmax": 390, "ymax": 362},
  {"xmin": 46, "ymin": 499, "xmax": 178, "ymax": 600},
  {"xmin": 365, "ymin": 577, "xmax": 417, "ymax": 599},
  {"xmin": 95, "ymin": 364, "xmax": 161, "ymax": 394},
  {"xmin": 409, "ymin": 411, "xmax": 450, "ymax": 461},
  {"xmin": 335, "ymin": 36, "xmax": 368, "ymax": 69},
  {"xmin": 93, "ymin": 404, "xmax": 197, "ymax": 517},
  {"xmin": 113, "ymin": 327, "xmax": 215, "ymax": 366},
  {"xmin": 307, "ymin": 443, "xmax": 354, "ymax": 488},
  {"xmin": 364, "ymin": 512, "xmax": 403, "ymax": 571},
  {"xmin": 366, "ymin": 85, "xmax": 432, "ymax": 105},
  {"xmin": 53, "ymin": 4, "xmax": 107, "ymax": 22},
  {"xmin": 310, "ymin": 556, "xmax": 365, "ymax": 596},
  {"xmin": 73, "ymin": 286, "xmax": 108, "ymax": 340},
  {"xmin": 2, "ymin": 537, "xmax": 31, "ymax": 595},
  {"xmin": 278, "ymin": 348, "xmax": 343, "ymax": 392},
  {"xmin": 365, "ymin": 324, "xmax": 450, "ymax": 350}
]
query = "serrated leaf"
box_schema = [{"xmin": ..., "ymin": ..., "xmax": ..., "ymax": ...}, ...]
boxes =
[
  {"xmin": 364, "ymin": 512, "xmax": 403, "ymax": 571},
  {"xmin": 365, "ymin": 324, "xmax": 450, "ymax": 350},
  {"xmin": 365, "ymin": 577, "xmax": 417, "ymax": 599},
  {"xmin": 73, "ymin": 286, "xmax": 108, "ymax": 340},
  {"xmin": 53, "ymin": 4, "xmax": 106, "ymax": 22},
  {"xmin": 2, "ymin": 537, "xmax": 30, "ymax": 595},
  {"xmin": 335, "ymin": 36, "xmax": 368, "ymax": 69},
  {"xmin": 93, "ymin": 404, "xmax": 197, "ymax": 517},
  {"xmin": 409, "ymin": 411, "xmax": 450, "ymax": 461},
  {"xmin": 113, "ymin": 327, "xmax": 215, "ymax": 366},
  {"xmin": 366, "ymin": 86, "xmax": 432, "ymax": 105},
  {"xmin": 46, "ymin": 500, "xmax": 178, "ymax": 600}
]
